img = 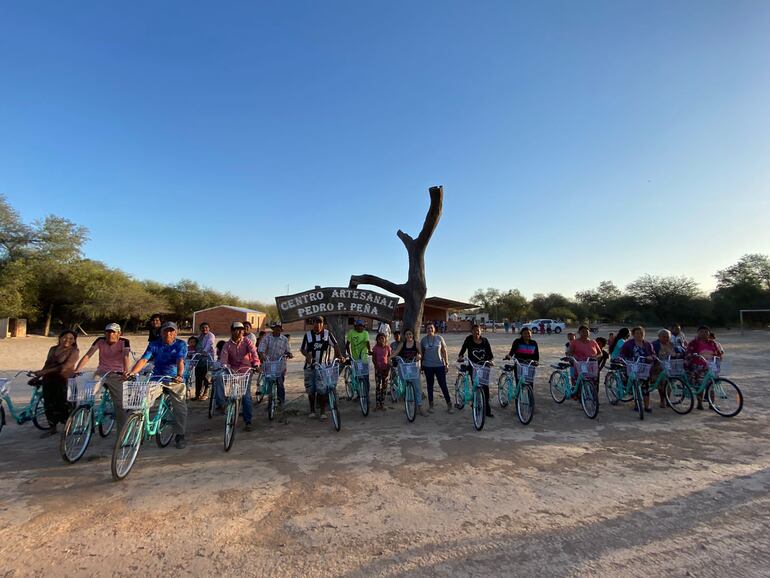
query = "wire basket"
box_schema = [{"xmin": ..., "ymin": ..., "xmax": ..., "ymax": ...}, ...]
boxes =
[
  {"xmin": 519, "ymin": 363, "xmax": 537, "ymax": 384},
  {"xmin": 122, "ymin": 379, "xmax": 164, "ymax": 410},
  {"xmin": 474, "ymin": 365, "xmax": 498, "ymax": 386},
  {"xmin": 352, "ymin": 360, "xmax": 369, "ymax": 378},
  {"xmin": 627, "ymin": 361, "xmax": 652, "ymax": 379},
  {"xmin": 223, "ymin": 372, "xmax": 251, "ymax": 398},
  {"xmin": 263, "ymin": 360, "xmax": 285, "ymax": 379},
  {"xmin": 0, "ymin": 378, "xmax": 10, "ymax": 397},
  {"xmin": 578, "ymin": 360, "xmax": 599, "ymax": 378},
  {"xmin": 397, "ymin": 361, "xmax": 420, "ymax": 381},
  {"xmin": 662, "ymin": 358, "xmax": 685, "ymax": 376},
  {"xmin": 315, "ymin": 364, "xmax": 340, "ymax": 391},
  {"xmin": 67, "ymin": 378, "xmax": 97, "ymax": 404},
  {"xmin": 708, "ymin": 358, "xmax": 729, "ymax": 376}
]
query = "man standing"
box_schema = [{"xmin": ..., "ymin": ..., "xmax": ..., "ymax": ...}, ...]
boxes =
[
  {"xmin": 258, "ymin": 322, "xmax": 293, "ymax": 407},
  {"xmin": 216, "ymin": 322, "xmax": 260, "ymax": 431},
  {"xmin": 192, "ymin": 322, "xmax": 216, "ymax": 401},
  {"xmin": 671, "ymin": 324, "xmax": 688, "ymax": 353},
  {"xmin": 243, "ymin": 321, "xmax": 258, "ymax": 346},
  {"xmin": 129, "ymin": 322, "xmax": 188, "ymax": 448},
  {"xmin": 300, "ymin": 316, "xmax": 342, "ymax": 420},
  {"xmin": 74, "ymin": 323, "xmax": 132, "ymax": 434}
]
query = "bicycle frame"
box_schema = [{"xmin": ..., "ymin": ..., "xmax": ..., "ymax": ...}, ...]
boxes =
[
  {"xmin": 678, "ymin": 354, "xmax": 719, "ymax": 395},
  {"xmin": 0, "ymin": 371, "xmax": 42, "ymax": 424},
  {"xmin": 500, "ymin": 360, "xmax": 533, "ymax": 402}
]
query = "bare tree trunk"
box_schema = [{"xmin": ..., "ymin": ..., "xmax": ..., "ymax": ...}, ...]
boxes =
[
  {"xmin": 43, "ymin": 303, "xmax": 54, "ymax": 337},
  {"xmin": 350, "ymin": 186, "xmax": 443, "ymax": 340}
]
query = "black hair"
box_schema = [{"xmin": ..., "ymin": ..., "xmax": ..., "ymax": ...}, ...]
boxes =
[
  {"xmin": 698, "ymin": 325, "xmax": 710, "ymax": 332},
  {"xmin": 199, "ymin": 322, "xmax": 209, "ymax": 330},
  {"xmin": 59, "ymin": 329, "xmax": 78, "ymax": 343},
  {"xmin": 150, "ymin": 313, "xmax": 163, "ymax": 322},
  {"xmin": 615, "ymin": 327, "xmax": 631, "ymax": 343},
  {"xmin": 187, "ymin": 336, "xmax": 199, "ymax": 344},
  {"xmin": 577, "ymin": 325, "xmax": 589, "ymax": 333}
]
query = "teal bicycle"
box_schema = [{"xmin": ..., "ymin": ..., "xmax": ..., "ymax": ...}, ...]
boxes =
[
  {"xmin": 0, "ymin": 371, "xmax": 48, "ymax": 435},
  {"xmin": 548, "ymin": 357, "xmax": 599, "ymax": 419},
  {"xmin": 680, "ymin": 355, "xmax": 743, "ymax": 418},
  {"xmin": 605, "ymin": 357, "xmax": 694, "ymax": 416},
  {"xmin": 497, "ymin": 359, "xmax": 535, "ymax": 425},
  {"xmin": 260, "ymin": 356, "xmax": 289, "ymax": 421},
  {"xmin": 390, "ymin": 356, "xmax": 420, "ymax": 422},
  {"xmin": 314, "ymin": 360, "xmax": 341, "ymax": 432},
  {"xmin": 222, "ymin": 369, "xmax": 254, "ymax": 452},
  {"xmin": 111, "ymin": 375, "xmax": 178, "ymax": 480},
  {"xmin": 454, "ymin": 359, "xmax": 493, "ymax": 431},
  {"xmin": 602, "ymin": 357, "xmax": 653, "ymax": 420},
  {"xmin": 60, "ymin": 372, "xmax": 117, "ymax": 463},
  {"xmin": 343, "ymin": 358, "xmax": 371, "ymax": 416}
]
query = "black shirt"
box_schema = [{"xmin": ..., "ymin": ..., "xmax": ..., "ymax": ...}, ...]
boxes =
[
  {"xmin": 507, "ymin": 338, "xmax": 539, "ymax": 363},
  {"xmin": 148, "ymin": 327, "xmax": 162, "ymax": 342},
  {"xmin": 459, "ymin": 336, "xmax": 493, "ymax": 363}
]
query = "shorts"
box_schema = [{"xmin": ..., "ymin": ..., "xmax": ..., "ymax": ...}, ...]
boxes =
[{"xmin": 304, "ymin": 367, "xmax": 327, "ymax": 395}]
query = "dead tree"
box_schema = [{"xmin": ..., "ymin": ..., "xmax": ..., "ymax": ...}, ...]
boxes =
[{"xmin": 348, "ymin": 186, "xmax": 443, "ymax": 339}]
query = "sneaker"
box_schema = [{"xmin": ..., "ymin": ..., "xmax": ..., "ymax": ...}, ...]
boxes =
[
  {"xmin": 175, "ymin": 435, "xmax": 186, "ymax": 449},
  {"xmin": 319, "ymin": 413, "xmax": 328, "ymax": 420},
  {"xmin": 244, "ymin": 423, "xmax": 253, "ymax": 431},
  {"xmin": 428, "ymin": 402, "xmax": 435, "ymax": 413},
  {"xmin": 307, "ymin": 411, "xmax": 316, "ymax": 418}
]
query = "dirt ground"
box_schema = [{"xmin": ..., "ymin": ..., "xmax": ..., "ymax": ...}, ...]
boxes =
[{"xmin": 0, "ymin": 328, "xmax": 768, "ymax": 577}]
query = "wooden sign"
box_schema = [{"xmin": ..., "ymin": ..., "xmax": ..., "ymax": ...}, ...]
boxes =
[{"xmin": 275, "ymin": 287, "xmax": 398, "ymax": 323}]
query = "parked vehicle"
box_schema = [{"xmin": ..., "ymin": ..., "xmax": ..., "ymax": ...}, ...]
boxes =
[{"xmin": 521, "ymin": 319, "xmax": 566, "ymax": 334}]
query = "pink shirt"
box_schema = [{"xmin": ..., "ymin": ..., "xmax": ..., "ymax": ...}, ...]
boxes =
[
  {"xmin": 87, "ymin": 337, "xmax": 131, "ymax": 374},
  {"xmin": 686, "ymin": 339, "xmax": 720, "ymax": 367},
  {"xmin": 372, "ymin": 344, "xmax": 391, "ymax": 370},
  {"xmin": 220, "ymin": 338, "xmax": 260, "ymax": 373},
  {"xmin": 569, "ymin": 339, "xmax": 601, "ymax": 361}
]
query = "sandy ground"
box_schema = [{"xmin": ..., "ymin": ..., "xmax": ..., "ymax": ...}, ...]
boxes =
[{"xmin": 0, "ymin": 328, "xmax": 769, "ymax": 577}]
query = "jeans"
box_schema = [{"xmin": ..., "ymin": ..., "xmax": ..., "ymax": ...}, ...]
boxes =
[
  {"xmin": 407, "ymin": 378, "xmax": 423, "ymax": 406},
  {"xmin": 213, "ymin": 371, "xmax": 253, "ymax": 424},
  {"xmin": 423, "ymin": 366, "xmax": 450, "ymax": 404}
]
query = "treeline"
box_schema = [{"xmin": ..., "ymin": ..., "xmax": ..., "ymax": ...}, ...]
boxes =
[
  {"xmin": 0, "ymin": 196, "xmax": 277, "ymax": 334},
  {"xmin": 471, "ymin": 254, "xmax": 770, "ymax": 327}
]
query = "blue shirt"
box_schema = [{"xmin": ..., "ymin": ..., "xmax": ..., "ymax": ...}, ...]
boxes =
[{"xmin": 142, "ymin": 339, "xmax": 188, "ymax": 378}]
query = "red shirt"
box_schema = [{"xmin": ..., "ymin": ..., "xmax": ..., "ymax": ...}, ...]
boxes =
[
  {"xmin": 220, "ymin": 338, "xmax": 259, "ymax": 372},
  {"xmin": 569, "ymin": 339, "xmax": 601, "ymax": 361},
  {"xmin": 372, "ymin": 344, "xmax": 391, "ymax": 370}
]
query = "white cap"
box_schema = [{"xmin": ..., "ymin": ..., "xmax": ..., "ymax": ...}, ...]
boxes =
[{"xmin": 105, "ymin": 323, "xmax": 121, "ymax": 333}]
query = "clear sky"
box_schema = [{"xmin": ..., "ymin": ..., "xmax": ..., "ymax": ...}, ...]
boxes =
[{"xmin": 1, "ymin": 1, "xmax": 769, "ymax": 305}]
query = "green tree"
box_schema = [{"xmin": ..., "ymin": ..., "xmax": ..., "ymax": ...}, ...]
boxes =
[
  {"xmin": 626, "ymin": 274, "xmax": 703, "ymax": 324},
  {"xmin": 711, "ymin": 254, "xmax": 770, "ymax": 325},
  {"xmin": 470, "ymin": 288, "xmax": 502, "ymax": 320},
  {"xmin": 496, "ymin": 289, "xmax": 529, "ymax": 321}
]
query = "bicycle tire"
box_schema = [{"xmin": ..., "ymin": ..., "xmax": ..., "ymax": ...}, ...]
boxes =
[
  {"xmin": 155, "ymin": 399, "xmax": 175, "ymax": 448},
  {"xmin": 32, "ymin": 394, "xmax": 49, "ymax": 430},
  {"xmin": 267, "ymin": 379, "xmax": 277, "ymax": 421},
  {"xmin": 343, "ymin": 367, "xmax": 354, "ymax": 401},
  {"xmin": 454, "ymin": 374, "xmax": 466, "ymax": 410},
  {"xmin": 664, "ymin": 377, "xmax": 694, "ymax": 415},
  {"xmin": 224, "ymin": 398, "xmax": 239, "ymax": 451},
  {"xmin": 389, "ymin": 374, "xmax": 399, "ymax": 403},
  {"xmin": 0, "ymin": 404, "xmax": 5, "ymax": 435},
  {"xmin": 359, "ymin": 378, "xmax": 370, "ymax": 417},
  {"xmin": 549, "ymin": 371, "xmax": 567, "ymax": 404},
  {"xmin": 604, "ymin": 371, "xmax": 620, "ymax": 406},
  {"xmin": 61, "ymin": 405, "xmax": 93, "ymax": 463},
  {"xmin": 517, "ymin": 384, "xmax": 534, "ymax": 425},
  {"xmin": 580, "ymin": 381, "xmax": 599, "ymax": 419},
  {"xmin": 254, "ymin": 371, "xmax": 265, "ymax": 405},
  {"xmin": 208, "ymin": 386, "xmax": 215, "ymax": 419},
  {"xmin": 633, "ymin": 381, "xmax": 644, "ymax": 420},
  {"xmin": 707, "ymin": 378, "xmax": 743, "ymax": 418},
  {"xmin": 472, "ymin": 387, "xmax": 485, "ymax": 431},
  {"xmin": 99, "ymin": 393, "xmax": 116, "ymax": 437},
  {"xmin": 329, "ymin": 389, "xmax": 341, "ymax": 432},
  {"xmin": 497, "ymin": 373, "xmax": 510, "ymax": 408},
  {"xmin": 111, "ymin": 413, "xmax": 144, "ymax": 481},
  {"xmin": 405, "ymin": 381, "xmax": 416, "ymax": 422}
]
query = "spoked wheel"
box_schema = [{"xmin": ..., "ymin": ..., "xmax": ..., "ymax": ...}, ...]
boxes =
[
  {"xmin": 328, "ymin": 389, "xmax": 341, "ymax": 432},
  {"xmin": 516, "ymin": 384, "xmax": 534, "ymax": 425},
  {"xmin": 632, "ymin": 381, "xmax": 644, "ymax": 420},
  {"xmin": 707, "ymin": 378, "xmax": 743, "ymax": 418},
  {"xmin": 61, "ymin": 405, "xmax": 93, "ymax": 463},
  {"xmin": 358, "ymin": 378, "xmax": 370, "ymax": 417},
  {"xmin": 0, "ymin": 404, "xmax": 5, "ymax": 434},
  {"xmin": 111, "ymin": 413, "xmax": 144, "ymax": 481},
  {"xmin": 665, "ymin": 377, "xmax": 694, "ymax": 415},
  {"xmin": 389, "ymin": 374, "xmax": 399, "ymax": 403},
  {"xmin": 454, "ymin": 374, "xmax": 466, "ymax": 410},
  {"xmin": 472, "ymin": 387, "xmax": 485, "ymax": 431},
  {"xmin": 580, "ymin": 381, "xmax": 599, "ymax": 419},
  {"xmin": 224, "ymin": 398, "xmax": 239, "ymax": 451},
  {"xmin": 549, "ymin": 371, "xmax": 567, "ymax": 404},
  {"xmin": 343, "ymin": 367, "xmax": 354, "ymax": 401},
  {"xmin": 155, "ymin": 399, "xmax": 175, "ymax": 448},
  {"xmin": 208, "ymin": 387, "xmax": 216, "ymax": 419},
  {"xmin": 404, "ymin": 381, "xmax": 416, "ymax": 422},
  {"xmin": 99, "ymin": 394, "xmax": 116, "ymax": 437},
  {"xmin": 497, "ymin": 374, "xmax": 510, "ymax": 408},
  {"xmin": 32, "ymin": 395, "xmax": 49, "ymax": 430},
  {"xmin": 267, "ymin": 380, "xmax": 277, "ymax": 421},
  {"xmin": 254, "ymin": 372, "xmax": 265, "ymax": 405},
  {"xmin": 604, "ymin": 372, "xmax": 620, "ymax": 406}
]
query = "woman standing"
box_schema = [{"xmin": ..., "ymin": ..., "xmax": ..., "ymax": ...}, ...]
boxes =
[
  {"xmin": 33, "ymin": 330, "xmax": 79, "ymax": 437},
  {"xmin": 420, "ymin": 323, "xmax": 453, "ymax": 413},
  {"xmin": 457, "ymin": 324, "xmax": 495, "ymax": 418}
]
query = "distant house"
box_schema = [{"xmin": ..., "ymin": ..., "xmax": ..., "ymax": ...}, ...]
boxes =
[{"xmin": 192, "ymin": 306, "xmax": 265, "ymax": 336}]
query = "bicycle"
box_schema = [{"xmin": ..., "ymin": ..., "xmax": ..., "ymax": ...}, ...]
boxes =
[
  {"xmin": 454, "ymin": 359, "xmax": 494, "ymax": 431},
  {"xmin": 548, "ymin": 357, "xmax": 599, "ymax": 419},
  {"xmin": 344, "ymin": 358, "xmax": 371, "ymax": 416},
  {"xmin": 60, "ymin": 372, "xmax": 117, "ymax": 463},
  {"xmin": 647, "ymin": 357, "xmax": 694, "ymax": 415},
  {"xmin": 314, "ymin": 360, "xmax": 341, "ymax": 432},
  {"xmin": 497, "ymin": 359, "xmax": 535, "ymax": 425},
  {"xmin": 392, "ymin": 356, "xmax": 420, "ymax": 422},
  {"xmin": 111, "ymin": 375, "xmax": 178, "ymax": 481},
  {"xmin": 0, "ymin": 371, "xmax": 49, "ymax": 435},
  {"xmin": 260, "ymin": 357, "xmax": 289, "ymax": 421},
  {"xmin": 222, "ymin": 369, "xmax": 254, "ymax": 452},
  {"xmin": 680, "ymin": 355, "xmax": 743, "ymax": 418}
]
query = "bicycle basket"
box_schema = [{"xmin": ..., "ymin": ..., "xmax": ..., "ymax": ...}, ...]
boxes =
[
  {"xmin": 475, "ymin": 365, "xmax": 498, "ymax": 386},
  {"xmin": 67, "ymin": 378, "xmax": 97, "ymax": 404},
  {"xmin": 628, "ymin": 361, "xmax": 652, "ymax": 379},
  {"xmin": 315, "ymin": 364, "xmax": 340, "ymax": 390},
  {"xmin": 352, "ymin": 359, "xmax": 369, "ymax": 378},
  {"xmin": 223, "ymin": 372, "xmax": 251, "ymax": 398},
  {"xmin": 519, "ymin": 364, "xmax": 537, "ymax": 384},
  {"xmin": 708, "ymin": 358, "xmax": 729, "ymax": 376},
  {"xmin": 398, "ymin": 361, "xmax": 420, "ymax": 381},
  {"xmin": 578, "ymin": 360, "xmax": 599, "ymax": 378},
  {"xmin": 662, "ymin": 359, "xmax": 685, "ymax": 376},
  {"xmin": 0, "ymin": 378, "xmax": 9, "ymax": 396},
  {"xmin": 263, "ymin": 360, "xmax": 285, "ymax": 379},
  {"xmin": 122, "ymin": 379, "xmax": 163, "ymax": 410}
]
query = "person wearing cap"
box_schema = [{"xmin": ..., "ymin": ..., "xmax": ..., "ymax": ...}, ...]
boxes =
[
  {"xmin": 345, "ymin": 320, "xmax": 372, "ymax": 400},
  {"xmin": 258, "ymin": 322, "xmax": 293, "ymax": 407},
  {"xmin": 74, "ymin": 323, "xmax": 132, "ymax": 434},
  {"xmin": 129, "ymin": 322, "xmax": 189, "ymax": 449},
  {"xmin": 300, "ymin": 316, "xmax": 343, "ymax": 420},
  {"xmin": 213, "ymin": 321, "xmax": 260, "ymax": 430}
]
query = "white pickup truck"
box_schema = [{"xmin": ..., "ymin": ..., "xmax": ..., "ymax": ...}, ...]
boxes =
[{"xmin": 521, "ymin": 319, "xmax": 566, "ymax": 334}]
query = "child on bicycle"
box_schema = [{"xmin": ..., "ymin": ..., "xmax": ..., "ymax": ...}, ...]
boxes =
[{"xmin": 371, "ymin": 333, "xmax": 392, "ymax": 411}]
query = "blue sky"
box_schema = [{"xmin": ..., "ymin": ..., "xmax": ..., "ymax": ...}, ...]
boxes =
[{"xmin": 1, "ymin": 1, "xmax": 769, "ymax": 304}]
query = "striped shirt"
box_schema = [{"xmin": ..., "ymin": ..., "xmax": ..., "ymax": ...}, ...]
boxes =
[{"xmin": 258, "ymin": 333, "xmax": 292, "ymax": 361}]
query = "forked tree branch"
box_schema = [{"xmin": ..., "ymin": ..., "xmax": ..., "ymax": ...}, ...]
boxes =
[{"xmin": 349, "ymin": 274, "xmax": 405, "ymax": 297}]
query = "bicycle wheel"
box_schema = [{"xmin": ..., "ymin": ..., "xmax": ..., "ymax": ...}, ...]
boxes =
[
  {"xmin": 632, "ymin": 381, "xmax": 644, "ymax": 420},
  {"xmin": 497, "ymin": 373, "xmax": 510, "ymax": 408},
  {"xmin": 665, "ymin": 377, "xmax": 694, "ymax": 415},
  {"xmin": 254, "ymin": 371, "xmax": 264, "ymax": 405},
  {"xmin": 111, "ymin": 413, "xmax": 144, "ymax": 481},
  {"xmin": 0, "ymin": 404, "xmax": 5, "ymax": 435},
  {"xmin": 208, "ymin": 386, "xmax": 215, "ymax": 419},
  {"xmin": 549, "ymin": 371, "xmax": 567, "ymax": 404},
  {"xmin": 580, "ymin": 381, "xmax": 599, "ymax": 419},
  {"xmin": 707, "ymin": 378, "xmax": 743, "ymax": 418},
  {"xmin": 404, "ymin": 381, "xmax": 416, "ymax": 422},
  {"xmin": 454, "ymin": 374, "xmax": 466, "ymax": 410},
  {"xmin": 99, "ymin": 394, "xmax": 116, "ymax": 437},
  {"xmin": 155, "ymin": 400, "xmax": 175, "ymax": 448},
  {"xmin": 267, "ymin": 379, "xmax": 277, "ymax": 421},
  {"xmin": 343, "ymin": 367, "xmax": 354, "ymax": 401},
  {"xmin": 389, "ymin": 374, "xmax": 399, "ymax": 403},
  {"xmin": 472, "ymin": 387, "xmax": 485, "ymax": 431},
  {"xmin": 224, "ymin": 398, "xmax": 239, "ymax": 451},
  {"xmin": 604, "ymin": 371, "xmax": 620, "ymax": 406},
  {"xmin": 516, "ymin": 384, "xmax": 534, "ymax": 425},
  {"xmin": 359, "ymin": 378, "xmax": 370, "ymax": 417},
  {"xmin": 329, "ymin": 389, "xmax": 341, "ymax": 432},
  {"xmin": 32, "ymin": 394, "xmax": 49, "ymax": 430},
  {"xmin": 61, "ymin": 405, "xmax": 93, "ymax": 463}
]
